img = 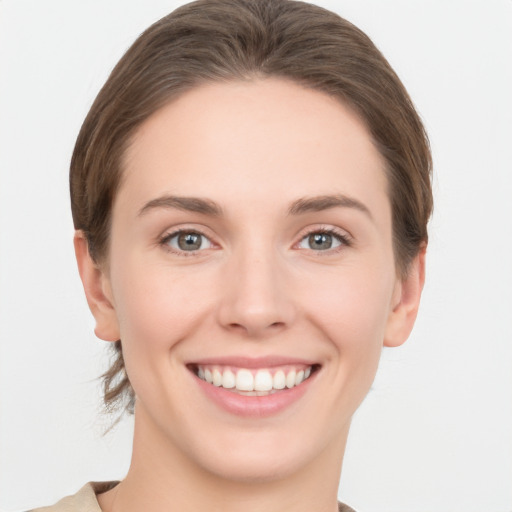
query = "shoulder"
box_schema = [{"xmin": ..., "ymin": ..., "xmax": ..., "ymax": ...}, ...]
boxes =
[{"xmin": 28, "ymin": 482, "xmax": 119, "ymax": 512}]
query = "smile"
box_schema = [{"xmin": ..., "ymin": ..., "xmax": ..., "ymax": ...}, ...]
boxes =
[{"xmin": 191, "ymin": 364, "xmax": 317, "ymax": 395}]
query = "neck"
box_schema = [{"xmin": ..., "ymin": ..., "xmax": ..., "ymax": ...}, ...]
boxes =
[{"xmin": 99, "ymin": 405, "xmax": 349, "ymax": 512}]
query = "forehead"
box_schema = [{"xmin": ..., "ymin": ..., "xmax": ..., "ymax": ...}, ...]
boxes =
[{"xmin": 119, "ymin": 78, "xmax": 388, "ymax": 216}]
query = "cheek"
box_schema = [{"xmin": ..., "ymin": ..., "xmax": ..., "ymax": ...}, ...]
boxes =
[
  {"xmin": 110, "ymin": 257, "xmax": 215, "ymax": 354},
  {"xmin": 300, "ymin": 264, "xmax": 395, "ymax": 351},
  {"xmin": 108, "ymin": 259, "xmax": 219, "ymax": 407}
]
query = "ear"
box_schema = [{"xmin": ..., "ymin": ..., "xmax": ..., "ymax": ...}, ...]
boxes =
[
  {"xmin": 74, "ymin": 231, "xmax": 120, "ymax": 342},
  {"xmin": 384, "ymin": 246, "xmax": 426, "ymax": 347}
]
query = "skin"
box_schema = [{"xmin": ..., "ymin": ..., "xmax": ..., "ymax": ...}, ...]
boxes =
[{"xmin": 75, "ymin": 79, "xmax": 425, "ymax": 512}]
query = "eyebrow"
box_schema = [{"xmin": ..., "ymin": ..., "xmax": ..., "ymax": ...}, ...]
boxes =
[
  {"xmin": 287, "ymin": 194, "xmax": 373, "ymax": 219},
  {"xmin": 137, "ymin": 193, "xmax": 372, "ymax": 219},
  {"xmin": 138, "ymin": 195, "xmax": 223, "ymax": 217}
]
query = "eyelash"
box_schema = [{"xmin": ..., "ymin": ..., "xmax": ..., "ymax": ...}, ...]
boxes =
[
  {"xmin": 296, "ymin": 226, "xmax": 352, "ymax": 253},
  {"xmin": 158, "ymin": 226, "xmax": 352, "ymax": 256},
  {"xmin": 159, "ymin": 229, "xmax": 214, "ymax": 257}
]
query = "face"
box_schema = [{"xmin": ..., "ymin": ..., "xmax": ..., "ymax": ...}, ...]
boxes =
[{"xmin": 78, "ymin": 79, "xmax": 423, "ymax": 483}]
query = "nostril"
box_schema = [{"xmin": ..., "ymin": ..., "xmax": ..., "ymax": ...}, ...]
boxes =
[{"xmin": 225, "ymin": 319, "xmax": 287, "ymax": 337}]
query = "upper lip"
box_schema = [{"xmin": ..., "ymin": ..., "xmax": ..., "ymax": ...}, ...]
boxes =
[{"xmin": 185, "ymin": 355, "xmax": 319, "ymax": 369}]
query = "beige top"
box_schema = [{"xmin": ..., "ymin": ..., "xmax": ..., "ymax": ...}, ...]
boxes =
[
  {"xmin": 29, "ymin": 482, "xmax": 356, "ymax": 512},
  {"xmin": 29, "ymin": 482, "xmax": 118, "ymax": 512}
]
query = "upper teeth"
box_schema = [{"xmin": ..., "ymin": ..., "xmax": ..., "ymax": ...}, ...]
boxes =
[{"xmin": 197, "ymin": 366, "xmax": 313, "ymax": 392}]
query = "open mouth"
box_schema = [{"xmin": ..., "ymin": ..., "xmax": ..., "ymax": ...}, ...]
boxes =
[{"xmin": 188, "ymin": 364, "xmax": 320, "ymax": 396}]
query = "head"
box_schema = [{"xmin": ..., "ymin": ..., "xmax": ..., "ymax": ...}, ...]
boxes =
[{"xmin": 71, "ymin": 0, "xmax": 432, "ymax": 467}]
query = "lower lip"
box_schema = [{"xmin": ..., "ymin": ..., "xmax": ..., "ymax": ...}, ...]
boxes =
[{"xmin": 193, "ymin": 372, "xmax": 316, "ymax": 418}]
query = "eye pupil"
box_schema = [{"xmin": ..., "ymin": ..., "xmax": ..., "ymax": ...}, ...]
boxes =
[
  {"xmin": 178, "ymin": 232, "xmax": 202, "ymax": 250},
  {"xmin": 309, "ymin": 233, "xmax": 332, "ymax": 250}
]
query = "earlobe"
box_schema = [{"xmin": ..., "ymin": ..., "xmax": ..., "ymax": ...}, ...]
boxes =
[
  {"xmin": 74, "ymin": 231, "xmax": 120, "ymax": 342},
  {"xmin": 383, "ymin": 246, "xmax": 426, "ymax": 348}
]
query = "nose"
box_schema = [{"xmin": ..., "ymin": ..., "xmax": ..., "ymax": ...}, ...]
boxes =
[{"xmin": 216, "ymin": 247, "xmax": 296, "ymax": 338}]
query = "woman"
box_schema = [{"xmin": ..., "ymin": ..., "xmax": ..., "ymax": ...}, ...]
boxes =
[{"xmin": 32, "ymin": 0, "xmax": 432, "ymax": 510}]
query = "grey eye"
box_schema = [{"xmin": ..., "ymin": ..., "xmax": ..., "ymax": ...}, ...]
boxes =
[
  {"xmin": 298, "ymin": 232, "xmax": 343, "ymax": 251},
  {"xmin": 167, "ymin": 232, "xmax": 212, "ymax": 252}
]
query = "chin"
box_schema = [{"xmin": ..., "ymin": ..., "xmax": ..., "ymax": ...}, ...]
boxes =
[
  {"xmin": 185, "ymin": 424, "xmax": 330, "ymax": 485},
  {"xmin": 197, "ymin": 447, "xmax": 306, "ymax": 484}
]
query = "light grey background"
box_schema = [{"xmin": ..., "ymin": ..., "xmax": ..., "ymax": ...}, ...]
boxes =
[{"xmin": 1, "ymin": 1, "xmax": 511, "ymax": 511}]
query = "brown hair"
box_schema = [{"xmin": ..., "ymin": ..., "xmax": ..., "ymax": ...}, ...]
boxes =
[{"xmin": 70, "ymin": 0, "xmax": 432, "ymax": 415}]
